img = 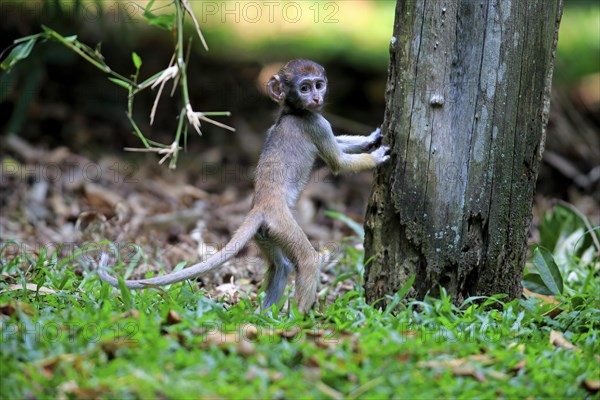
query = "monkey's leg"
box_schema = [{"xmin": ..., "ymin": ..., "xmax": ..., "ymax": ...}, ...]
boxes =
[
  {"xmin": 256, "ymin": 233, "xmax": 293, "ymax": 309},
  {"xmin": 265, "ymin": 213, "xmax": 320, "ymax": 313}
]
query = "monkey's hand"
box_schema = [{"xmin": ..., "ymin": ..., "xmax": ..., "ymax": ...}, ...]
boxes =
[
  {"xmin": 367, "ymin": 127, "xmax": 383, "ymax": 147},
  {"xmin": 371, "ymin": 145, "xmax": 391, "ymax": 165}
]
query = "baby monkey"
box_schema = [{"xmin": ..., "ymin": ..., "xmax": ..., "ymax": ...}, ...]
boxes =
[{"xmin": 99, "ymin": 59, "xmax": 390, "ymax": 313}]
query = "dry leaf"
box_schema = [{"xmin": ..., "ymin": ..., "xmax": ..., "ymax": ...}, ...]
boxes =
[
  {"xmin": 83, "ymin": 182, "xmax": 124, "ymax": 209},
  {"xmin": 523, "ymin": 288, "xmax": 563, "ymax": 318},
  {"xmin": 512, "ymin": 359, "xmax": 526, "ymax": 372},
  {"xmin": 549, "ymin": 330, "xmax": 580, "ymax": 352},
  {"xmin": 215, "ymin": 277, "xmax": 241, "ymax": 303},
  {"xmin": 240, "ymin": 324, "xmax": 259, "ymax": 340},
  {"xmin": 1, "ymin": 284, "xmax": 56, "ymax": 294},
  {"xmin": 100, "ymin": 339, "xmax": 138, "ymax": 360},
  {"xmin": 418, "ymin": 355, "xmax": 498, "ymax": 382},
  {"xmin": 0, "ymin": 303, "xmax": 17, "ymax": 317},
  {"xmin": 278, "ymin": 326, "xmax": 302, "ymax": 339},
  {"xmin": 35, "ymin": 354, "xmax": 81, "ymax": 378},
  {"xmin": 487, "ymin": 370, "xmax": 509, "ymax": 380},
  {"xmin": 200, "ymin": 330, "xmax": 256, "ymax": 356},
  {"xmin": 0, "ymin": 301, "xmax": 35, "ymax": 316},
  {"xmin": 419, "ymin": 359, "xmax": 467, "ymax": 369},
  {"xmin": 583, "ymin": 378, "xmax": 600, "ymax": 393},
  {"xmin": 468, "ymin": 354, "xmax": 494, "ymax": 363},
  {"xmin": 165, "ymin": 310, "xmax": 182, "ymax": 325},
  {"xmin": 453, "ymin": 365, "xmax": 487, "ymax": 383}
]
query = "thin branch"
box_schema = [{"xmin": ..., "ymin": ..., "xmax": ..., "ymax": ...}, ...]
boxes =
[
  {"xmin": 196, "ymin": 113, "xmax": 236, "ymax": 132},
  {"xmin": 181, "ymin": 0, "xmax": 209, "ymax": 51}
]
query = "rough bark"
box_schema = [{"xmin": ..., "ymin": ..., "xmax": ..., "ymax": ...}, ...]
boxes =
[{"xmin": 364, "ymin": 0, "xmax": 563, "ymax": 304}]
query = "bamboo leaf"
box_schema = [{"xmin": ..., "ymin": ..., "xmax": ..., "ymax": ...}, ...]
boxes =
[
  {"xmin": 144, "ymin": 0, "xmax": 175, "ymax": 30},
  {"xmin": 108, "ymin": 77, "xmax": 132, "ymax": 90},
  {"xmin": 1, "ymin": 38, "xmax": 38, "ymax": 71},
  {"xmin": 132, "ymin": 52, "xmax": 142, "ymax": 70}
]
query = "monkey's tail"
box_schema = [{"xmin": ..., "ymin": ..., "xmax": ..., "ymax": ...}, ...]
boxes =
[{"xmin": 98, "ymin": 211, "xmax": 264, "ymax": 289}]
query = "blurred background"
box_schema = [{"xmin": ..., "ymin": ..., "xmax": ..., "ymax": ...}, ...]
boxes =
[{"xmin": 0, "ymin": 1, "xmax": 598, "ymax": 269}]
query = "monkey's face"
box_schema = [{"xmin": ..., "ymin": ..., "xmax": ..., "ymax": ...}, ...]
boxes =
[{"xmin": 290, "ymin": 76, "xmax": 328, "ymax": 111}]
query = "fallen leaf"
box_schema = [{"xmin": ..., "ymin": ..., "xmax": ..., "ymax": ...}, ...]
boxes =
[
  {"xmin": 240, "ymin": 324, "xmax": 258, "ymax": 340},
  {"xmin": 0, "ymin": 303, "xmax": 16, "ymax": 317},
  {"xmin": 1, "ymin": 284, "xmax": 56, "ymax": 294},
  {"xmin": 453, "ymin": 365, "xmax": 487, "ymax": 383},
  {"xmin": 100, "ymin": 339, "xmax": 138, "ymax": 360},
  {"xmin": 549, "ymin": 330, "xmax": 580, "ymax": 352},
  {"xmin": 583, "ymin": 378, "xmax": 600, "ymax": 393},
  {"xmin": 199, "ymin": 330, "xmax": 256, "ymax": 357},
  {"xmin": 468, "ymin": 354, "xmax": 494, "ymax": 363},
  {"xmin": 418, "ymin": 355, "xmax": 500, "ymax": 382},
  {"xmin": 306, "ymin": 356, "xmax": 321, "ymax": 368},
  {"xmin": 512, "ymin": 359, "xmax": 526, "ymax": 372},
  {"xmin": 487, "ymin": 370, "xmax": 509, "ymax": 380},
  {"xmin": 35, "ymin": 354, "xmax": 81, "ymax": 378},
  {"xmin": 215, "ymin": 276, "xmax": 241, "ymax": 304},
  {"xmin": 83, "ymin": 182, "xmax": 124, "ymax": 210},
  {"xmin": 165, "ymin": 310, "xmax": 182, "ymax": 325},
  {"xmin": 418, "ymin": 359, "xmax": 467, "ymax": 369},
  {"xmin": 278, "ymin": 326, "xmax": 302, "ymax": 340},
  {"xmin": 523, "ymin": 288, "xmax": 563, "ymax": 318},
  {"xmin": 0, "ymin": 301, "xmax": 35, "ymax": 316}
]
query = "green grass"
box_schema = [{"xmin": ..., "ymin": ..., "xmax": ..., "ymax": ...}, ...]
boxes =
[{"xmin": 1, "ymin": 205, "xmax": 598, "ymax": 398}]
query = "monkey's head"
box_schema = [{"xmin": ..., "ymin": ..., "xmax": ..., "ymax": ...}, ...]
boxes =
[{"xmin": 267, "ymin": 59, "xmax": 328, "ymax": 112}]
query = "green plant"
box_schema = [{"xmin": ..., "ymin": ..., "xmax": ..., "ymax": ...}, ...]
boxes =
[
  {"xmin": 523, "ymin": 202, "xmax": 599, "ymax": 297},
  {"xmin": 1, "ymin": 236, "xmax": 598, "ymax": 398},
  {"xmin": 1, "ymin": 0, "xmax": 233, "ymax": 169}
]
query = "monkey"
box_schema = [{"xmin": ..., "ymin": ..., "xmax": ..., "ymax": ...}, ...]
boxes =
[{"xmin": 99, "ymin": 59, "xmax": 390, "ymax": 313}]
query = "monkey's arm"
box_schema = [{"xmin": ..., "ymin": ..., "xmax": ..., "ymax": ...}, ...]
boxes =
[
  {"xmin": 335, "ymin": 128, "xmax": 382, "ymax": 153},
  {"xmin": 313, "ymin": 121, "xmax": 389, "ymax": 174}
]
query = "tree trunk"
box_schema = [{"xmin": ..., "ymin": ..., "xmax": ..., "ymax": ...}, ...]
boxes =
[{"xmin": 364, "ymin": 0, "xmax": 563, "ymax": 304}]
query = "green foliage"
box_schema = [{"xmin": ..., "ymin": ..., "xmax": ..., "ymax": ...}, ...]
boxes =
[
  {"xmin": 325, "ymin": 210, "xmax": 365, "ymax": 240},
  {"xmin": 555, "ymin": 3, "xmax": 600, "ymax": 83},
  {"xmin": 523, "ymin": 203, "xmax": 599, "ymax": 297},
  {"xmin": 143, "ymin": 0, "xmax": 176, "ymax": 31},
  {"xmin": 1, "ymin": 204, "xmax": 598, "ymax": 398},
  {"xmin": 526, "ymin": 246, "xmax": 564, "ymax": 295},
  {"xmin": 0, "ymin": 34, "xmax": 41, "ymax": 71},
  {"xmin": 1, "ymin": 1, "xmax": 232, "ymax": 168}
]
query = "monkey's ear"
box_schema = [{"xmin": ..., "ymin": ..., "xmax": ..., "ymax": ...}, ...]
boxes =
[{"xmin": 267, "ymin": 75, "xmax": 284, "ymax": 103}]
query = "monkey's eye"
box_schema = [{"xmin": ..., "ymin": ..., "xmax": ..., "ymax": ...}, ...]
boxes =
[
  {"xmin": 315, "ymin": 81, "xmax": 324, "ymax": 90},
  {"xmin": 300, "ymin": 84, "xmax": 310, "ymax": 93}
]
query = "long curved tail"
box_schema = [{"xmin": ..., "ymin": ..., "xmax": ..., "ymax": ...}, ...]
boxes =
[{"xmin": 98, "ymin": 212, "xmax": 264, "ymax": 289}]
